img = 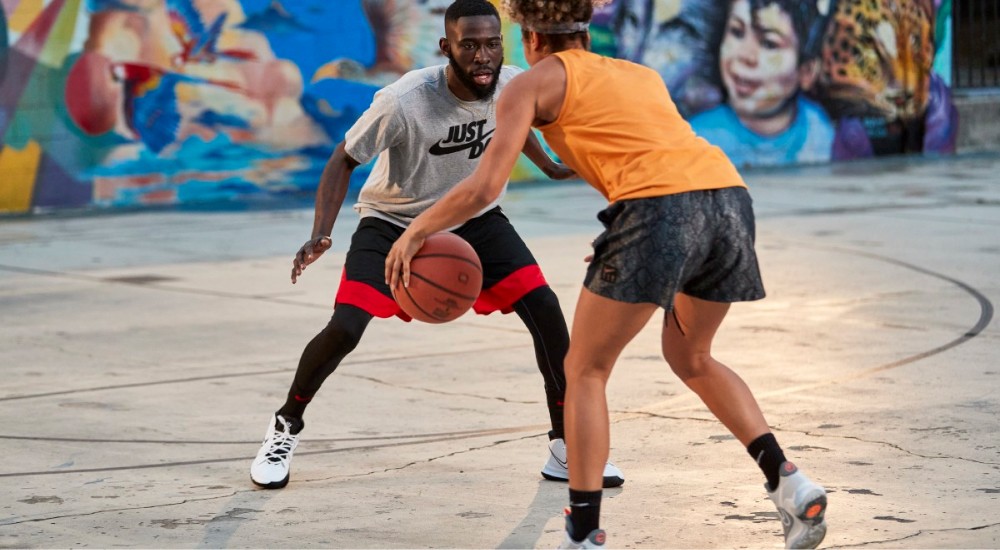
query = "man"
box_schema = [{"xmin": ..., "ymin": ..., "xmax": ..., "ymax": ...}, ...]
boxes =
[{"xmin": 250, "ymin": 0, "xmax": 625, "ymax": 491}]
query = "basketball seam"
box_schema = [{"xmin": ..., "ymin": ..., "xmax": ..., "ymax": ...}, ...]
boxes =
[
  {"xmin": 409, "ymin": 272, "xmax": 479, "ymax": 301},
  {"xmin": 400, "ymin": 284, "xmax": 443, "ymax": 322},
  {"xmin": 413, "ymin": 254, "xmax": 483, "ymax": 271}
]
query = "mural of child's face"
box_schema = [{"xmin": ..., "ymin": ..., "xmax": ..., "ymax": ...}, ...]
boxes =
[{"xmin": 719, "ymin": 0, "xmax": 802, "ymax": 122}]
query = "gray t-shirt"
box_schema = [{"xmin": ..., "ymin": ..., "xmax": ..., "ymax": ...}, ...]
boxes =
[{"xmin": 345, "ymin": 64, "xmax": 522, "ymax": 227}]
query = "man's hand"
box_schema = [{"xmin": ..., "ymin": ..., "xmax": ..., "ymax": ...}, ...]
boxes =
[
  {"xmin": 385, "ymin": 229, "xmax": 426, "ymax": 292},
  {"xmin": 291, "ymin": 236, "xmax": 333, "ymax": 283},
  {"xmin": 543, "ymin": 161, "xmax": 577, "ymax": 180}
]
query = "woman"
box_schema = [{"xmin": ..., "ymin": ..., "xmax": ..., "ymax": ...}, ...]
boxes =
[{"xmin": 385, "ymin": 1, "xmax": 827, "ymax": 548}]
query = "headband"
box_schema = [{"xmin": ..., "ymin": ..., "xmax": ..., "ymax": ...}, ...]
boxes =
[{"xmin": 525, "ymin": 21, "xmax": 590, "ymax": 34}]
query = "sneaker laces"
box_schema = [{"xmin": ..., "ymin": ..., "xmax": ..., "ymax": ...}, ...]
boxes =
[{"xmin": 263, "ymin": 420, "xmax": 297, "ymax": 464}]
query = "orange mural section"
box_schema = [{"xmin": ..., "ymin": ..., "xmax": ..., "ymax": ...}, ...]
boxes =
[{"xmin": 0, "ymin": 140, "xmax": 41, "ymax": 212}]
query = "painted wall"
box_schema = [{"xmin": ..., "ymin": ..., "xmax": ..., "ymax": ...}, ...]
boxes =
[{"xmin": 0, "ymin": 0, "xmax": 958, "ymax": 214}]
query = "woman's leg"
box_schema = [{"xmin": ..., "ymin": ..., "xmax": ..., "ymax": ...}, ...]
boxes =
[
  {"xmin": 565, "ymin": 288, "xmax": 658, "ymax": 491},
  {"xmin": 661, "ymin": 293, "xmax": 769, "ymax": 445}
]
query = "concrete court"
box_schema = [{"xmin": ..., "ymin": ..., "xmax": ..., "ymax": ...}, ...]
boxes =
[{"xmin": 0, "ymin": 152, "xmax": 998, "ymax": 549}]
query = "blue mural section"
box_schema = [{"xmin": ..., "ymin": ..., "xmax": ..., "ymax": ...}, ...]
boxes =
[{"xmin": 0, "ymin": 0, "xmax": 958, "ymax": 214}]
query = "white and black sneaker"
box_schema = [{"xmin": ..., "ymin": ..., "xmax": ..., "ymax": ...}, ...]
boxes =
[
  {"xmin": 767, "ymin": 461, "xmax": 828, "ymax": 549},
  {"xmin": 541, "ymin": 438, "xmax": 625, "ymax": 488},
  {"xmin": 558, "ymin": 508, "xmax": 607, "ymax": 549},
  {"xmin": 250, "ymin": 414, "xmax": 303, "ymax": 489}
]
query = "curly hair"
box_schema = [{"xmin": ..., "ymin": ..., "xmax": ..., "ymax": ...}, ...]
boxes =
[{"xmin": 501, "ymin": 0, "xmax": 612, "ymax": 30}]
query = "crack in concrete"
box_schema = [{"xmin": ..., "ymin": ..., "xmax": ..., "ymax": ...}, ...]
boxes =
[
  {"xmin": 306, "ymin": 433, "xmax": 543, "ymax": 484},
  {"xmin": 343, "ymin": 371, "xmax": 537, "ymax": 404},
  {"xmin": 1, "ymin": 344, "xmax": 529, "ymax": 403},
  {"xmin": 0, "ymin": 491, "xmax": 243, "ymax": 527},
  {"xmin": 608, "ymin": 411, "xmax": 1000, "ymax": 466},
  {"xmin": 828, "ymin": 521, "xmax": 1000, "ymax": 548},
  {"xmin": 788, "ymin": 428, "xmax": 1000, "ymax": 466}
]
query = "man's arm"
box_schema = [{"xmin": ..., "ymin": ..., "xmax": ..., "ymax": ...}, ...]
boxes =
[
  {"xmin": 521, "ymin": 130, "xmax": 576, "ymax": 180},
  {"xmin": 291, "ymin": 141, "xmax": 360, "ymax": 283}
]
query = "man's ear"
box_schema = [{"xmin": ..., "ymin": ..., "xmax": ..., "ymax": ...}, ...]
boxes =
[
  {"xmin": 439, "ymin": 37, "xmax": 451, "ymax": 58},
  {"xmin": 798, "ymin": 58, "xmax": 820, "ymax": 91}
]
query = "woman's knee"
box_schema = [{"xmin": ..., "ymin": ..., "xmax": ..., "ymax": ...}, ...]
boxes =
[
  {"xmin": 565, "ymin": 349, "xmax": 615, "ymax": 382},
  {"xmin": 664, "ymin": 349, "xmax": 714, "ymax": 380}
]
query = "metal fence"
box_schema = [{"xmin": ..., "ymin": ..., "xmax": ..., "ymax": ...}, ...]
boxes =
[{"xmin": 953, "ymin": 0, "xmax": 1000, "ymax": 89}]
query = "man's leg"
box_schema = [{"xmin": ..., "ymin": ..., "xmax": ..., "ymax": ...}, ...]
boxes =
[
  {"xmin": 512, "ymin": 286, "xmax": 568, "ymax": 440},
  {"xmin": 250, "ymin": 304, "xmax": 372, "ymax": 489},
  {"xmin": 279, "ymin": 304, "xmax": 373, "ymax": 419},
  {"xmin": 251, "ymin": 218, "xmax": 399, "ymax": 489}
]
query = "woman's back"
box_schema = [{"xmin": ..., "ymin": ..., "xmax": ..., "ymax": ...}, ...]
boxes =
[{"xmin": 536, "ymin": 49, "xmax": 745, "ymax": 202}]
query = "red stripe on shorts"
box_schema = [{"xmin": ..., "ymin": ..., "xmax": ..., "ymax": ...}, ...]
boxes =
[
  {"xmin": 472, "ymin": 265, "xmax": 547, "ymax": 315},
  {"xmin": 334, "ymin": 271, "xmax": 414, "ymax": 322}
]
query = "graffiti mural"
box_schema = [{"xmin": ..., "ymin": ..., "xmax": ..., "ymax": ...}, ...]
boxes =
[
  {"xmin": 1, "ymin": 0, "xmax": 379, "ymax": 213},
  {"xmin": 0, "ymin": 0, "xmax": 958, "ymax": 214},
  {"xmin": 598, "ymin": 0, "xmax": 957, "ymax": 168}
]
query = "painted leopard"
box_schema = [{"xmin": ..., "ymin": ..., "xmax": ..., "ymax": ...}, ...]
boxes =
[{"xmin": 818, "ymin": 0, "xmax": 935, "ymax": 120}]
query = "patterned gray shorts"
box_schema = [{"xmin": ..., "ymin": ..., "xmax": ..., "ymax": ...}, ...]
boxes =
[{"xmin": 584, "ymin": 186, "xmax": 766, "ymax": 310}]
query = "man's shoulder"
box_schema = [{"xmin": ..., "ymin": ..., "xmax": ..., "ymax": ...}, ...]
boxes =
[
  {"xmin": 382, "ymin": 65, "xmax": 446, "ymax": 97},
  {"xmin": 497, "ymin": 65, "xmax": 525, "ymax": 87},
  {"xmin": 500, "ymin": 64, "xmax": 525, "ymax": 76}
]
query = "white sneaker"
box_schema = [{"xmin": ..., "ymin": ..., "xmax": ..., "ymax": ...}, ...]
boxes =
[
  {"xmin": 250, "ymin": 414, "xmax": 303, "ymax": 489},
  {"xmin": 767, "ymin": 462, "xmax": 827, "ymax": 549},
  {"xmin": 541, "ymin": 438, "xmax": 625, "ymax": 488},
  {"xmin": 558, "ymin": 508, "xmax": 607, "ymax": 549}
]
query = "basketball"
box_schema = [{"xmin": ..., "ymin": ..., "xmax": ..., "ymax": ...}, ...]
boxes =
[{"xmin": 392, "ymin": 232, "xmax": 483, "ymax": 323}]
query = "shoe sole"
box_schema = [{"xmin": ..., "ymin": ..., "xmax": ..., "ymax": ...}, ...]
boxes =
[
  {"xmin": 790, "ymin": 494, "xmax": 827, "ymax": 549},
  {"xmin": 250, "ymin": 473, "xmax": 290, "ymax": 490},
  {"xmin": 541, "ymin": 471, "xmax": 625, "ymax": 489}
]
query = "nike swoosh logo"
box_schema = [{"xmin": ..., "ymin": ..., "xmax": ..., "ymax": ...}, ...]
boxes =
[
  {"xmin": 428, "ymin": 129, "xmax": 495, "ymax": 155},
  {"xmin": 550, "ymin": 450, "xmax": 568, "ymax": 468},
  {"xmin": 779, "ymin": 509, "xmax": 793, "ymax": 527}
]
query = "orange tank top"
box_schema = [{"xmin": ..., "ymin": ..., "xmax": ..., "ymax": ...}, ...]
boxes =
[{"xmin": 536, "ymin": 49, "xmax": 745, "ymax": 203}]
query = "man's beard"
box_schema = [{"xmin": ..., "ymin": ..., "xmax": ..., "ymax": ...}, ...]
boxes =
[{"xmin": 448, "ymin": 55, "xmax": 503, "ymax": 100}]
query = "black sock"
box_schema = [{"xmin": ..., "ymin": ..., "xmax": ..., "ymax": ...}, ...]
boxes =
[
  {"xmin": 273, "ymin": 411, "xmax": 304, "ymax": 435},
  {"xmin": 568, "ymin": 489, "xmax": 602, "ymax": 540},
  {"xmin": 747, "ymin": 432, "xmax": 786, "ymax": 492}
]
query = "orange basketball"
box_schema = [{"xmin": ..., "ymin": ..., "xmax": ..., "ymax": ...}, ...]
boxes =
[{"xmin": 392, "ymin": 232, "xmax": 483, "ymax": 324}]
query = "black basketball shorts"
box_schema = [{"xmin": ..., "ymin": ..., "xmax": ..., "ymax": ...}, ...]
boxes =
[
  {"xmin": 584, "ymin": 186, "xmax": 766, "ymax": 310},
  {"xmin": 334, "ymin": 207, "xmax": 549, "ymax": 321}
]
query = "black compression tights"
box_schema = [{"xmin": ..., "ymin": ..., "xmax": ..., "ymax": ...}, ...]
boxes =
[
  {"xmin": 512, "ymin": 286, "xmax": 569, "ymax": 440},
  {"xmin": 277, "ymin": 287, "xmax": 569, "ymax": 439},
  {"xmin": 278, "ymin": 304, "xmax": 372, "ymax": 419}
]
